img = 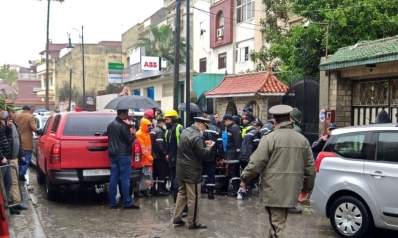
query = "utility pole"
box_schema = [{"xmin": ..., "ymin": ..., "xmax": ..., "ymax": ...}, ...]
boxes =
[
  {"xmin": 69, "ymin": 69, "xmax": 72, "ymax": 111},
  {"xmin": 185, "ymin": 0, "xmax": 190, "ymax": 127},
  {"xmin": 81, "ymin": 26, "xmax": 86, "ymax": 111},
  {"xmin": 45, "ymin": 0, "xmax": 51, "ymax": 110},
  {"xmin": 173, "ymin": 0, "xmax": 181, "ymax": 110}
]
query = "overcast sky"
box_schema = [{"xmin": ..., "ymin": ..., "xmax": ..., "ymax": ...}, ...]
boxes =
[{"xmin": 0, "ymin": 0, "xmax": 164, "ymax": 67}]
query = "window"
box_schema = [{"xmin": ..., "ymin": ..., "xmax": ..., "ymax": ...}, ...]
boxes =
[
  {"xmin": 328, "ymin": 132, "xmax": 371, "ymax": 159},
  {"xmin": 218, "ymin": 53, "xmax": 227, "ymax": 69},
  {"xmin": 43, "ymin": 117, "xmax": 53, "ymax": 136},
  {"xmin": 163, "ymin": 83, "xmax": 173, "ymax": 97},
  {"xmin": 236, "ymin": 39, "xmax": 254, "ymax": 62},
  {"xmin": 377, "ymin": 132, "xmax": 398, "ymax": 163},
  {"xmin": 63, "ymin": 114, "xmax": 115, "ymax": 136},
  {"xmin": 200, "ymin": 58, "xmax": 207, "ymax": 73},
  {"xmin": 237, "ymin": 0, "xmax": 254, "ymax": 23},
  {"xmin": 51, "ymin": 115, "xmax": 61, "ymax": 133}
]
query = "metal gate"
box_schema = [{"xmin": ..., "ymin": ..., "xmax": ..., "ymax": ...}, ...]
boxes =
[
  {"xmin": 282, "ymin": 77, "xmax": 320, "ymax": 144},
  {"xmin": 352, "ymin": 78, "xmax": 398, "ymax": 125}
]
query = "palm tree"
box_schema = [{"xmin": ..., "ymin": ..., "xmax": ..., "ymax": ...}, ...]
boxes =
[{"xmin": 137, "ymin": 25, "xmax": 186, "ymax": 64}]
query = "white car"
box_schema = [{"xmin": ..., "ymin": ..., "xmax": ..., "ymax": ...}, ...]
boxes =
[{"xmin": 32, "ymin": 114, "xmax": 50, "ymax": 166}]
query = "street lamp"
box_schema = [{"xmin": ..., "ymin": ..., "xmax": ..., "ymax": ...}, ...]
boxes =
[
  {"xmin": 303, "ymin": 21, "xmax": 329, "ymax": 58},
  {"xmin": 67, "ymin": 26, "xmax": 86, "ymax": 110}
]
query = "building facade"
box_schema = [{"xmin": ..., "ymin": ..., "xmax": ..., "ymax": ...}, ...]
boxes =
[{"xmin": 319, "ymin": 36, "xmax": 398, "ymax": 134}]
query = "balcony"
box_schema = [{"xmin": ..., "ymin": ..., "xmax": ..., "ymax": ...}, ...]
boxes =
[
  {"xmin": 36, "ymin": 60, "xmax": 54, "ymax": 75},
  {"xmin": 18, "ymin": 73, "xmax": 39, "ymax": 80},
  {"xmin": 36, "ymin": 88, "xmax": 55, "ymax": 98}
]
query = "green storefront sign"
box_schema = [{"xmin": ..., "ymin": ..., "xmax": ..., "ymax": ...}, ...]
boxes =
[{"xmin": 108, "ymin": 62, "xmax": 124, "ymax": 70}]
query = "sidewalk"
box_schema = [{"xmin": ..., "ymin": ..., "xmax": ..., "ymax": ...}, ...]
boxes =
[{"xmin": 10, "ymin": 181, "xmax": 46, "ymax": 237}]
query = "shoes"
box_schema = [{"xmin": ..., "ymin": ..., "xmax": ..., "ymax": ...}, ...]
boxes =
[
  {"xmin": 237, "ymin": 188, "xmax": 249, "ymax": 200},
  {"xmin": 227, "ymin": 191, "xmax": 237, "ymax": 197},
  {"xmin": 123, "ymin": 204, "xmax": 140, "ymax": 210},
  {"xmin": 208, "ymin": 193, "xmax": 214, "ymax": 199},
  {"xmin": 134, "ymin": 191, "xmax": 145, "ymax": 197},
  {"xmin": 109, "ymin": 205, "xmax": 120, "ymax": 209},
  {"xmin": 143, "ymin": 189, "xmax": 151, "ymax": 198},
  {"xmin": 288, "ymin": 207, "xmax": 302, "ymax": 214},
  {"xmin": 188, "ymin": 223, "xmax": 207, "ymax": 229},
  {"xmin": 13, "ymin": 204, "xmax": 28, "ymax": 210},
  {"xmin": 19, "ymin": 175, "xmax": 26, "ymax": 181},
  {"xmin": 172, "ymin": 220, "xmax": 186, "ymax": 227},
  {"xmin": 9, "ymin": 208, "xmax": 20, "ymax": 215}
]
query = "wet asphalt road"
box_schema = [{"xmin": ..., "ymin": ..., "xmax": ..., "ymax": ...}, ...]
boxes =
[{"xmin": 16, "ymin": 167, "xmax": 398, "ymax": 238}]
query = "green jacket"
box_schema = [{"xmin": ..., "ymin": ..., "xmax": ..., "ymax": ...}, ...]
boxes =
[
  {"xmin": 292, "ymin": 123, "xmax": 302, "ymax": 134},
  {"xmin": 241, "ymin": 121, "xmax": 315, "ymax": 208},
  {"xmin": 176, "ymin": 125, "xmax": 212, "ymax": 184}
]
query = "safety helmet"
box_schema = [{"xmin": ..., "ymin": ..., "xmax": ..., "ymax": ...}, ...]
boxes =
[
  {"xmin": 164, "ymin": 110, "xmax": 179, "ymax": 119},
  {"xmin": 144, "ymin": 109, "xmax": 155, "ymax": 120}
]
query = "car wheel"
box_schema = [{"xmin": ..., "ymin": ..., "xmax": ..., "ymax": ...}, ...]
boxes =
[
  {"xmin": 330, "ymin": 196, "xmax": 371, "ymax": 238},
  {"xmin": 36, "ymin": 165, "xmax": 45, "ymax": 185},
  {"xmin": 45, "ymin": 176, "xmax": 58, "ymax": 201}
]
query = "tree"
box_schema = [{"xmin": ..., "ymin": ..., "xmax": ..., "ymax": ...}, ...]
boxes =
[
  {"xmin": 56, "ymin": 81, "xmax": 81, "ymax": 103},
  {"xmin": 0, "ymin": 64, "xmax": 18, "ymax": 89},
  {"xmin": 106, "ymin": 83, "xmax": 124, "ymax": 94},
  {"xmin": 137, "ymin": 25, "xmax": 187, "ymax": 64},
  {"xmin": 253, "ymin": 0, "xmax": 398, "ymax": 80}
]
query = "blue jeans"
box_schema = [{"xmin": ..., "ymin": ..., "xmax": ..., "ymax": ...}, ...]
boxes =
[
  {"xmin": 1, "ymin": 164, "xmax": 12, "ymax": 204},
  {"xmin": 19, "ymin": 150, "xmax": 32, "ymax": 176},
  {"xmin": 109, "ymin": 155, "xmax": 132, "ymax": 207}
]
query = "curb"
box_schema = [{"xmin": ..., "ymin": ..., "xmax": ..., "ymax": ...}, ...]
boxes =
[{"xmin": 10, "ymin": 182, "xmax": 47, "ymax": 237}]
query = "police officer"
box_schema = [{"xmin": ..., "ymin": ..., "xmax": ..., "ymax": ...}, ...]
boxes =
[
  {"xmin": 150, "ymin": 116, "xmax": 170, "ymax": 197},
  {"xmin": 241, "ymin": 113, "xmax": 254, "ymax": 137},
  {"xmin": 223, "ymin": 114, "xmax": 242, "ymax": 197},
  {"xmin": 260, "ymin": 119, "xmax": 275, "ymax": 137},
  {"xmin": 241, "ymin": 105, "xmax": 315, "ymax": 238},
  {"xmin": 312, "ymin": 123, "xmax": 337, "ymax": 156},
  {"xmin": 290, "ymin": 108, "xmax": 302, "ymax": 134},
  {"xmin": 203, "ymin": 123, "xmax": 224, "ymax": 199},
  {"xmin": 238, "ymin": 120, "xmax": 262, "ymax": 200}
]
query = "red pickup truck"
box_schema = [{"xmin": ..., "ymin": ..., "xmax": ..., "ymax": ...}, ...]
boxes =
[{"xmin": 35, "ymin": 112, "xmax": 142, "ymax": 201}]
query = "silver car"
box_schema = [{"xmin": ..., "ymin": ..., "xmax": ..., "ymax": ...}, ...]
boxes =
[{"xmin": 310, "ymin": 124, "xmax": 398, "ymax": 238}]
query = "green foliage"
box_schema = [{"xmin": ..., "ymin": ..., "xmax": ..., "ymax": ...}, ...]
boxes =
[
  {"xmin": 137, "ymin": 25, "xmax": 187, "ymax": 64},
  {"xmin": 253, "ymin": 0, "xmax": 398, "ymax": 80},
  {"xmin": 56, "ymin": 81, "xmax": 81, "ymax": 103},
  {"xmin": 0, "ymin": 64, "xmax": 18, "ymax": 89},
  {"xmin": 106, "ymin": 83, "xmax": 124, "ymax": 94}
]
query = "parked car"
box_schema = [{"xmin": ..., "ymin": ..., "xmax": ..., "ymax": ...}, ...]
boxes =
[
  {"xmin": 310, "ymin": 124, "xmax": 398, "ymax": 238},
  {"xmin": 35, "ymin": 111, "xmax": 142, "ymax": 201},
  {"xmin": 32, "ymin": 113, "xmax": 50, "ymax": 166}
]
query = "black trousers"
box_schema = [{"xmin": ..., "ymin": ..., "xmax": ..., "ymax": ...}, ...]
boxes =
[
  {"xmin": 153, "ymin": 159, "xmax": 168, "ymax": 184},
  {"xmin": 227, "ymin": 162, "xmax": 241, "ymax": 182},
  {"xmin": 203, "ymin": 161, "xmax": 216, "ymax": 188}
]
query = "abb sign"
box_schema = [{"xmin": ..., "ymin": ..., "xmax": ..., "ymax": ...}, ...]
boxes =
[{"xmin": 141, "ymin": 56, "xmax": 160, "ymax": 71}]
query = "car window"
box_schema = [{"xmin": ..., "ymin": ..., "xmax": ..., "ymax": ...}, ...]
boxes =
[
  {"xmin": 376, "ymin": 132, "xmax": 398, "ymax": 163},
  {"xmin": 41, "ymin": 117, "xmax": 49, "ymax": 129},
  {"xmin": 63, "ymin": 114, "xmax": 115, "ymax": 136},
  {"xmin": 35, "ymin": 117, "xmax": 40, "ymax": 129},
  {"xmin": 328, "ymin": 132, "xmax": 370, "ymax": 159},
  {"xmin": 43, "ymin": 117, "xmax": 53, "ymax": 135},
  {"xmin": 51, "ymin": 115, "xmax": 61, "ymax": 133}
]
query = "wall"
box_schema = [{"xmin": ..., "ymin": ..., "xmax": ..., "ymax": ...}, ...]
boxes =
[
  {"xmin": 55, "ymin": 45, "xmax": 122, "ymax": 106},
  {"xmin": 96, "ymin": 94, "xmax": 118, "ymax": 111},
  {"xmin": 17, "ymin": 80, "xmax": 41, "ymax": 100}
]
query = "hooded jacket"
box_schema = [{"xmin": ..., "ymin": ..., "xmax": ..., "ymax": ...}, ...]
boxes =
[
  {"xmin": 136, "ymin": 118, "xmax": 154, "ymax": 166},
  {"xmin": 240, "ymin": 127, "xmax": 261, "ymax": 163}
]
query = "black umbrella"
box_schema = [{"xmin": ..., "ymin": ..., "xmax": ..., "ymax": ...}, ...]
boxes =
[
  {"xmin": 178, "ymin": 102, "xmax": 202, "ymax": 113},
  {"xmin": 104, "ymin": 95, "xmax": 161, "ymax": 110}
]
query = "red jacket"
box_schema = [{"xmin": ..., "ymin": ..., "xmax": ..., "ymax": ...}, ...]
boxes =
[{"xmin": 136, "ymin": 118, "xmax": 153, "ymax": 166}]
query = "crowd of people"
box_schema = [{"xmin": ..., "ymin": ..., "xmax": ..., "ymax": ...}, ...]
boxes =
[{"xmin": 0, "ymin": 105, "xmax": 41, "ymax": 216}]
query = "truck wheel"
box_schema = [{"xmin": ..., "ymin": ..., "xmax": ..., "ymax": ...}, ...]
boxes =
[
  {"xmin": 36, "ymin": 165, "xmax": 45, "ymax": 185},
  {"xmin": 45, "ymin": 176, "xmax": 59, "ymax": 201},
  {"xmin": 330, "ymin": 196, "xmax": 372, "ymax": 238}
]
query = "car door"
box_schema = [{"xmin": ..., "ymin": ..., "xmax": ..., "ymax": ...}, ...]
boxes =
[
  {"xmin": 32, "ymin": 116, "xmax": 41, "ymax": 166},
  {"xmin": 37, "ymin": 116, "xmax": 53, "ymax": 172},
  {"xmin": 364, "ymin": 131, "xmax": 398, "ymax": 226}
]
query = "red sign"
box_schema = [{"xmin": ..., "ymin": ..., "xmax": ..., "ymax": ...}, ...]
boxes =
[{"xmin": 143, "ymin": 61, "xmax": 157, "ymax": 68}]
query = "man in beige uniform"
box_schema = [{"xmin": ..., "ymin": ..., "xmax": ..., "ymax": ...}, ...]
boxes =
[
  {"xmin": 241, "ymin": 105, "xmax": 315, "ymax": 238},
  {"xmin": 172, "ymin": 117, "xmax": 214, "ymax": 229}
]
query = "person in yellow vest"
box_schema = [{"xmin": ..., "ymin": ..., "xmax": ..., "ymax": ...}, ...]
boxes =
[
  {"xmin": 241, "ymin": 113, "xmax": 254, "ymax": 137},
  {"xmin": 164, "ymin": 110, "xmax": 184, "ymax": 204}
]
